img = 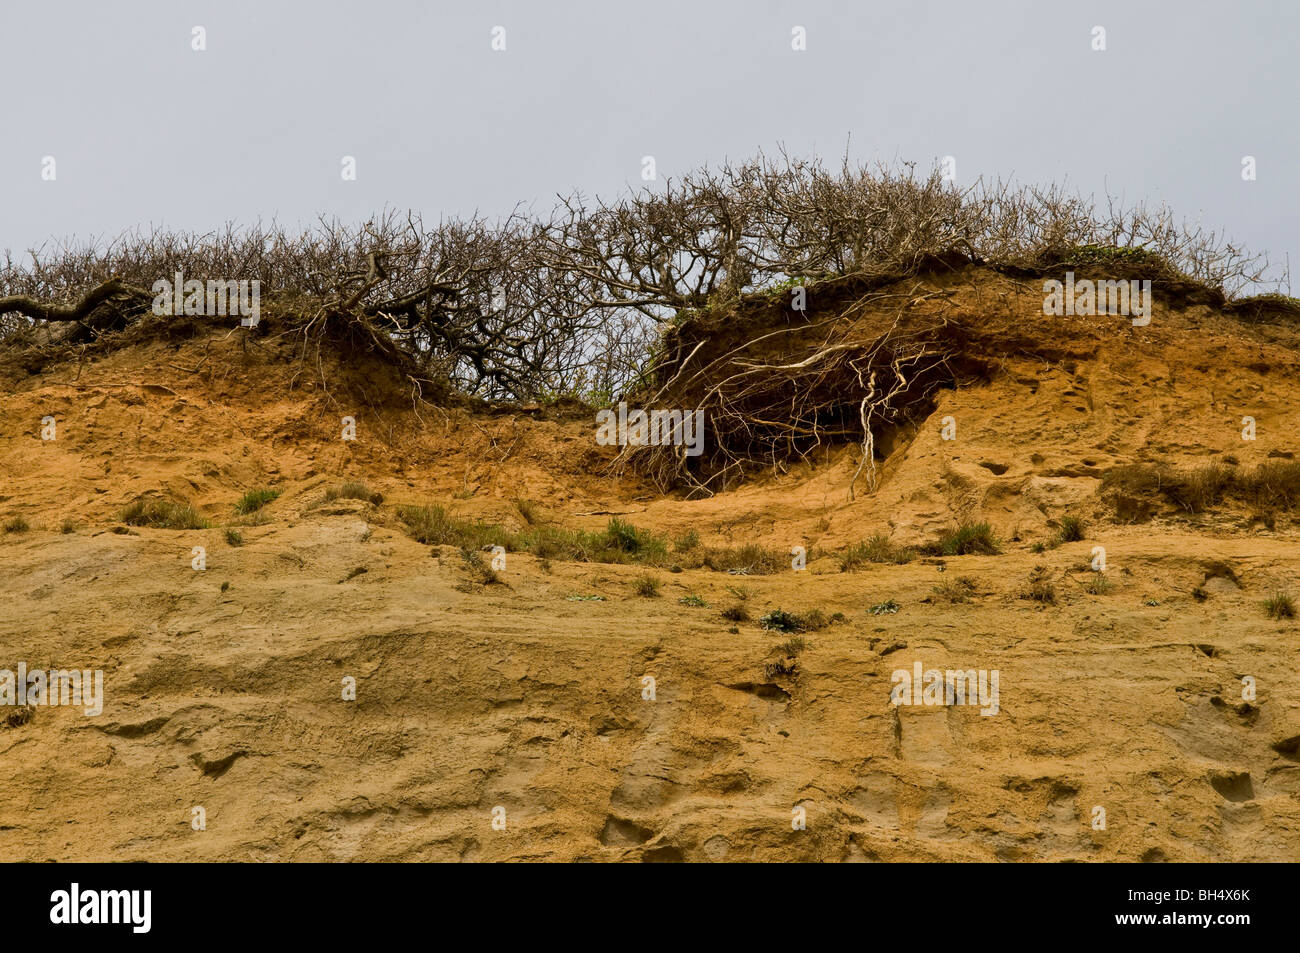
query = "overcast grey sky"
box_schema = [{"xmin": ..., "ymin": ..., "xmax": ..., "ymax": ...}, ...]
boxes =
[{"xmin": 2, "ymin": 0, "xmax": 1296, "ymax": 286}]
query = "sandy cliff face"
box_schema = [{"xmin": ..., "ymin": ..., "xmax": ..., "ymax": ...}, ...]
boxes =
[{"xmin": 1, "ymin": 272, "xmax": 1297, "ymax": 861}]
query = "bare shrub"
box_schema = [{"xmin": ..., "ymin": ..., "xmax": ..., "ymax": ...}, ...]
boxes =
[{"xmin": 3, "ymin": 152, "xmax": 1279, "ymax": 406}]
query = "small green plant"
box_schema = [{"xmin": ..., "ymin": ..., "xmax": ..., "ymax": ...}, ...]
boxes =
[
  {"xmin": 1082, "ymin": 573, "xmax": 1112, "ymax": 595},
  {"xmin": 1020, "ymin": 567, "xmax": 1056, "ymax": 605},
  {"xmin": 633, "ymin": 573, "xmax": 662, "ymax": 597},
  {"xmin": 604, "ymin": 518, "xmax": 660, "ymax": 556},
  {"xmin": 3, "ymin": 516, "xmax": 30, "ymax": 534},
  {"xmin": 1031, "ymin": 541, "xmax": 1046, "ymax": 554},
  {"xmin": 868, "ymin": 598, "xmax": 900, "ymax": 615},
  {"xmin": 235, "ymin": 488, "xmax": 281, "ymax": 515},
  {"xmin": 225, "ymin": 528, "xmax": 244, "ymax": 547},
  {"xmin": 673, "ymin": 529, "xmax": 701, "ymax": 552},
  {"xmin": 936, "ymin": 522, "xmax": 1000, "ymax": 556},
  {"xmin": 458, "ymin": 547, "xmax": 501, "ymax": 587},
  {"xmin": 1061, "ymin": 243, "xmax": 1170, "ymax": 268},
  {"xmin": 678, "ymin": 594, "xmax": 709, "ymax": 607},
  {"xmin": 121, "ymin": 499, "xmax": 208, "ymax": 529},
  {"xmin": 1264, "ymin": 592, "xmax": 1296, "ymax": 620},
  {"xmin": 760, "ymin": 608, "xmax": 806, "ymax": 633},
  {"xmin": 841, "ymin": 533, "xmax": 915, "ymax": 570},
  {"xmin": 932, "ymin": 576, "xmax": 977, "ymax": 603},
  {"xmin": 1057, "ymin": 516, "xmax": 1086, "ymax": 543},
  {"xmin": 565, "ymin": 594, "xmax": 606, "ymax": 601},
  {"xmin": 725, "ymin": 585, "xmax": 752, "ymax": 601},
  {"xmin": 399, "ymin": 505, "xmax": 513, "ymax": 550}
]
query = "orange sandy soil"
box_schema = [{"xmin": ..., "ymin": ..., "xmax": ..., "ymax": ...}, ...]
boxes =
[{"xmin": 1, "ymin": 271, "xmax": 1297, "ymax": 861}]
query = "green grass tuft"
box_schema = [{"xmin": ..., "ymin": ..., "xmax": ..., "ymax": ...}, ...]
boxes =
[
  {"xmin": 1264, "ymin": 592, "xmax": 1296, "ymax": 620},
  {"xmin": 935, "ymin": 522, "xmax": 1001, "ymax": 556},
  {"xmin": 234, "ymin": 488, "xmax": 281, "ymax": 515}
]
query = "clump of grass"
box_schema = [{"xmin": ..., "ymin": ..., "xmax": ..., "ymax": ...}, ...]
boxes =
[
  {"xmin": 325, "ymin": 481, "xmax": 383, "ymax": 505},
  {"xmin": 59, "ymin": 518, "xmax": 78, "ymax": 534},
  {"xmin": 399, "ymin": 504, "xmax": 514, "ymax": 551},
  {"xmin": 725, "ymin": 585, "xmax": 752, "ymax": 601},
  {"xmin": 1263, "ymin": 592, "xmax": 1296, "ymax": 620},
  {"xmin": 763, "ymin": 659, "xmax": 799, "ymax": 678},
  {"xmin": 932, "ymin": 576, "xmax": 977, "ymax": 603},
  {"xmin": 760, "ymin": 608, "xmax": 806, "ymax": 633},
  {"xmin": 1082, "ymin": 573, "xmax": 1112, "ymax": 595},
  {"xmin": 532, "ymin": 519, "xmax": 673, "ymax": 565},
  {"xmin": 3, "ymin": 516, "xmax": 30, "ymax": 534},
  {"xmin": 1104, "ymin": 460, "xmax": 1300, "ymax": 516},
  {"xmin": 868, "ymin": 598, "xmax": 900, "ymax": 615},
  {"xmin": 4, "ymin": 704, "xmax": 34, "ymax": 728},
  {"xmin": 673, "ymin": 529, "xmax": 700, "ymax": 552},
  {"xmin": 772, "ymin": 635, "xmax": 808, "ymax": 656},
  {"xmin": 1031, "ymin": 541, "xmax": 1046, "ymax": 554},
  {"xmin": 225, "ymin": 528, "xmax": 244, "ymax": 547},
  {"xmin": 841, "ymin": 533, "xmax": 915, "ymax": 570},
  {"xmin": 678, "ymin": 594, "xmax": 709, "ymax": 607},
  {"xmin": 633, "ymin": 573, "xmax": 662, "ymax": 597},
  {"xmin": 699, "ymin": 543, "xmax": 783, "ymax": 574},
  {"xmin": 458, "ymin": 547, "xmax": 501, "ymax": 587},
  {"xmin": 234, "ymin": 487, "xmax": 281, "ymax": 515},
  {"xmin": 1172, "ymin": 463, "xmax": 1236, "ymax": 512},
  {"xmin": 934, "ymin": 522, "xmax": 1000, "ymax": 556},
  {"xmin": 121, "ymin": 499, "xmax": 209, "ymax": 529},
  {"xmin": 402, "ymin": 508, "xmax": 780, "ymax": 572},
  {"xmin": 721, "ymin": 604, "xmax": 750, "ymax": 622},
  {"xmin": 1020, "ymin": 566, "xmax": 1056, "ymax": 605},
  {"xmin": 516, "ymin": 526, "xmax": 585, "ymax": 560},
  {"xmin": 800, "ymin": 609, "xmax": 832, "ymax": 630},
  {"xmin": 601, "ymin": 517, "xmax": 666, "ymax": 560},
  {"xmin": 1057, "ymin": 515, "xmax": 1086, "ymax": 543}
]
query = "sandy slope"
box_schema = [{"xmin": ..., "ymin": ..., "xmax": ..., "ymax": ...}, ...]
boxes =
[{"xmin": 1, "ymin": 271, "xmax": 1298, "ymax": 861}]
